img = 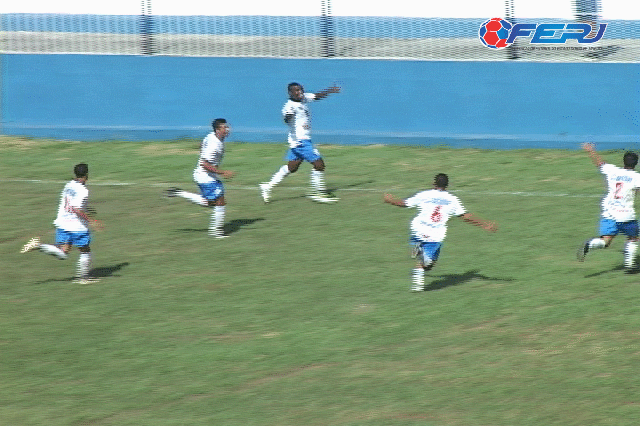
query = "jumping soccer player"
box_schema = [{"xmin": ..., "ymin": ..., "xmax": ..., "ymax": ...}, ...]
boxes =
[
  {"xmin": 20, "ymin": 163, "xmax": 103, "ymax": 284},
  {"xmin": 165, "ymin": 118, "xmax": 235, "ymax": 239},
  {"xmin": 259, "ymin": 82, "xmax": 340, "ymax": 203},
  {"xmin": 384, "ymin": 173, "xmax": 498, "ymax": 292},
  {"xmin": 577, "ymin": 143, "xmax": 640, "ymax": 272}
]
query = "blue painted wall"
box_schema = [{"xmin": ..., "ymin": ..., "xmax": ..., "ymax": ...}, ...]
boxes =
[{"xmin": 1, "ymin": 54, "xmax": 639, "ymax": 148}]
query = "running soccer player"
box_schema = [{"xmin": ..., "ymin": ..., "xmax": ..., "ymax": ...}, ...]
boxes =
[
  {"xmin": 577, "ymin": 143, "xmax": 640, "ymax": 272},
  {"xmin": 259, "ymin": 82, "xmax": 340, "ymax": 203},
  {"xmin": 384, "ymin": 173, "xmax": 498, "ymax": 292},
  {"xmin": 165, "ymin": 118, "xmax": 235, "ymax": 239},
  {"xmin": 20, "ymin": 163, "xmax": 103, "ymax": 284}
]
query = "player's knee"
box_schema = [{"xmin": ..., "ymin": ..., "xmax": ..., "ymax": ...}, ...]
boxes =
[
  {"xmin": 288, "ymin": 164, "xmax": 299, "ymax": 173},
  {"xmin": 421, "ymin": 257, "xmax": 435, "ymax": 271}
]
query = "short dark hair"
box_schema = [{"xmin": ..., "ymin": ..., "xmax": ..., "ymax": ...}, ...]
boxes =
[
  {"xmin": 623, "ymin": 151, "xmax": 638, "ymax": 168},
  {"xmin": 434, "ymin": 173, "xmax": 449, "ymax": 189},
  {"xmin": 288, "ymin": 82, "xmax": 302, "ymax": 92},
  {"xmin": 74, "ymin": 163, "xmax": 88, "ymax": 178},
  {"xmin": 212, "ymin": 118, "xmax": 228, "ymax": 131}
]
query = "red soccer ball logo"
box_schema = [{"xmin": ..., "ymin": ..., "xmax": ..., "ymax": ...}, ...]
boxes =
[{"xmin": 479, "ymin": 18, "xmax": 513, "ymax": 49}]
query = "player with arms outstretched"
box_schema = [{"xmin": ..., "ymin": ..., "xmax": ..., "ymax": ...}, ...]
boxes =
[
  {"xmin": 384, "ymin": 173, "xmax": 497, "ymax": 292},
  {"xmin": 165, "ymin": 118, "xmax": 235, "ymax": 239},
  {"xmin": 21, "ymin": 163, "xmax": 103, "ymax": 284},
  {"xmin": 259, "ymin": 82, "xmax": 340, "ymax": 203},
  {"xmin": 578, "ymin": 143, "xmax": 640, "ymax": 272}
]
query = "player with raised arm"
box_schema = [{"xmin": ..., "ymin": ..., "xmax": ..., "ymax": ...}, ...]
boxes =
[
  {"xmin": 577, "ymin": 143, "xmax": 640, "ymax": 272},
  {"xmin": 20, "ymin": 163, "xmax": 104, "ymax": 284},
  {"xmin": 384, "ymin": 173, "xmax": 497, "ymax": 292},
  {"xmin": 165, "ymin": 118, "xmax": 235, "ymax": 239},
  {"xmin": 259, "ymin": 82, "xmax": 340, "ymax": 203}
]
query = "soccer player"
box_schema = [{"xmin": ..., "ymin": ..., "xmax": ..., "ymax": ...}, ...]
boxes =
[
  {"xmin": 577, "ymin": 143, "xmax": 640, "ymax": 272},
  {"xmin": 165, "ymin": 118, "xmax": 235, "ymax": 239},
  {"xmin": 384, "ymin": 173, "xmax": 498, "ymax": 292},
  {"xmin": 259, "ymin": 82, "xmax": 340, "ymax": 203},
  {"xmin": 20, "ymin": 163, "xmax": 103, "ymax": 284}
]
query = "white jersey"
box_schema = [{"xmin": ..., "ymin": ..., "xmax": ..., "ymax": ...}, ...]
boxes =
[
  {"xmin": 600, "ymin": 163, "xmax": 640, "ymax": 222},
  {"xmin": 405, "ymin": 189, "xmax": 466, "ymax": 242},
  {"xmin": 193, "ymin": 131, "xmax": 225, "ymax": 184},
  {"xmin": 53, "ymin": 180, "xmax": 89, "ymax": 232},
  {"xmin": 282, "ymin": 93, "xmax": 316, "ymax": 148}
]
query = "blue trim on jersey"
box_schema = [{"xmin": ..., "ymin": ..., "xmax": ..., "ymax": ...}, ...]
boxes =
[
  {"xmin": 55, "ymin": 228, "xmax": 91, "ymax": 247},
  {"xmin": 599, "ymin": 218, "xmax": 639, "ymax": 238},
  {"xmin": 197, "ymin": 181, "xmax": 224, "ymax": 201},
  {"xmin": 285, "ymin": 140, "xmax": 322, "ymax": 163}
]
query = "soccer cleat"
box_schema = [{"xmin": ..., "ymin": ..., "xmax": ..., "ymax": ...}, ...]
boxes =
[
  {"xmin": 73, "ymin": 277, "xmax": 100, "ymax": 285},
  {"xmin": 308, "ymin": 191, "xmax": 339, "ymax": 203},
  {"xmin": 259, "ymin": 183, "xmax": 271, "ymax": 203},
  {"xmin": 577, "ymin": 240, "xmax": 590, "ymax": 262},
  {"xmin": 164, "ymin": 187, "xmax": 181, "ymax": 198},
  {"xmin": 215, "ymin": 235, "xmax": 230, "ymax": 240},
  {"xmin": 20, "ymin": 237, "xmax": 41, "ymax": 253}
]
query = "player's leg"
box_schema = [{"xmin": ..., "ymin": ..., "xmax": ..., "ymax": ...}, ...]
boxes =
[
  {"xmin": 620, "ymin": 221, "xmax": 639, "ymax": 271},
  {"xmin": 70, "ymin": 232, "xmax": 99, "ymax": 284},
  {"xmin": 578, "ymin": 219, "xmax": 616, "ymax": 261},
  {"xmin": 410, "ymin": 240, "xmax": 439, "ymax": 292},
  {"xmin": 199, "ymin": 182, "xmax": 227, "ymax": 239},
  {"xmin": 165, "ymin": 187, "xmax": 208, "ymax": 206},
  {"xmin": 297, "ymin": 142, "xmax": 337, "ymax": 203},
  {"xmin": 21, "ymin": 229, "xmax": 69, "ymax": 259},
  {"xmin": 259, "ymin": 150, "xmax": 302, "ymax": 203}
]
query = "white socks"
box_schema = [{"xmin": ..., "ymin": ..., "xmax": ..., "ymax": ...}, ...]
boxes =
[
  {"xmin": 177, "ymin": 190, "xmax": 208, "ymax": 207},
  {"xmin": 77, "ymin": 253, "xmax": 91, "ymax": 279},
  {"xmin": 267, "ymin": 165, "xmax": 291, "ymax": 188},
  {"xmin": 39, "ymin": 243, "xmax": 68, "ymax": 260},
  {"xmin": 411, "ymin": 268, "xmax": 425, "ymax": 292},
  {"xmin": 588, "ymin": 238, "xmax": 606, "ymax": 250},
  {"xmin": 310, "ymin": 169, "xmax": 326, "ymax": 193},
  {"xmin": 624, "ymin": 241, "xmax": 638, "ymax": 269},
  {"xmin": 210, "ymin": 206, "xmax": 225, "ymax": 237}
]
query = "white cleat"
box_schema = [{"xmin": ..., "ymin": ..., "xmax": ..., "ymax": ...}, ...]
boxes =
[
  {"xmin": 308, "ymin": 191, "xmax": 339, "ymax": 203},
  {"xmin": 411, "ymin": 284, "xmax": 425, "ymax": 292},
  {"xmin": 20, "ymin": 237, "xmax": 41, "ymax": 253},
  {"xmin": 73, "ymin": 277, "xmax": 100, "ymax": 285},
  {"xmin": 259, "ymin": 183, "xmax": 271, "ymax": 203}
]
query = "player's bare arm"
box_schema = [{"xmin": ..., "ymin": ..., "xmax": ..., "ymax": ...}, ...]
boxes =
[
  {"xmin": 314, "ymin": 85, "xmax": 341, "ymax": 100},
  {"xmin": 70, "ymin": 206, "xmax": 104, "ymax": 230},
  {"xmin": 200, "ymin": 160, "xmax": 234, "ymax": 179},
  {"xmin": 384, "ymin": 193, "xmax": 407, "ymax": 207},
  {"xmin": 582, "ymin": 142, "xmax": 604, "ymax": 167},
  {"xmin": 460, "ymin": 213, "xmax": 498, "ymax": 232}
]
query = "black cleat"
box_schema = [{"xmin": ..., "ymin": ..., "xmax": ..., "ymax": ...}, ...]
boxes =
[{"xmin": 165, "ymin": 187, "xmax": 181, "ymax": 198}]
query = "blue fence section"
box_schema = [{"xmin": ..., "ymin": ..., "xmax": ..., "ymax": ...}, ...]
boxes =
[
  {"xmin": 2, "ymin": 14, "xmax": 640, "ymax": 39},
  {"xmin": 2, "ymin": 54, "xmax": 638, "ymax": 149}
]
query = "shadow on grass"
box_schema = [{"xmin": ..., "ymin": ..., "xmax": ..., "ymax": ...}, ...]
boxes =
[
  {"xmin": 35, "ymin": 262, "xmax": 130, "ymax": 284},
  {"xmin": 176, "ymin": 218, "xmax": 265, "ymax": 235},
  {"xmin": 90, "ymin": 262, "xmax": 130, "ymax": 278},
  {"xmin": 424, "ymin": 269, "xmax": 514, "ymax": 291},
  {"xmin": 584, "ymin": 265, "xmax": 637, "ymax": 278}
]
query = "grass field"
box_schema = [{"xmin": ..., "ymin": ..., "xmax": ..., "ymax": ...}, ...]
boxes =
[{"xmin": 2, "ymin": 136, "xmax": 640, "ymax": 425}]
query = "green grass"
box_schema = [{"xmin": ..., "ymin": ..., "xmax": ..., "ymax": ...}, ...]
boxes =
[{"xmin": 2, "ymin": 136, "xmax": 640, "ymax": 425}]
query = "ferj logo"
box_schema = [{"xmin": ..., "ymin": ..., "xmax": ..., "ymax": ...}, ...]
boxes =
[{"xmin": 479, "ymin": 18, "xmax": 607, "ymax": 49}]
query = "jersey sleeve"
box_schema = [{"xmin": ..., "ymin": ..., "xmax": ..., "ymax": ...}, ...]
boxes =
[
  {"xmin": 306, "ymin": 93, "xmax": 316, "ymax": 102},
  {"xmin": 282, "ymin": 101, "xmax": 295, "ymax": 117},
  {"xmin": 404, "ymin": 192, "xmax": 422, "ymax": 208},
  {"xmin": 451, "ymin": 197, "xmax": 467, "ymax": 216},
  {"xmin": 600, "ymin": 163, "xmax": 615, "ymax": 175}
]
